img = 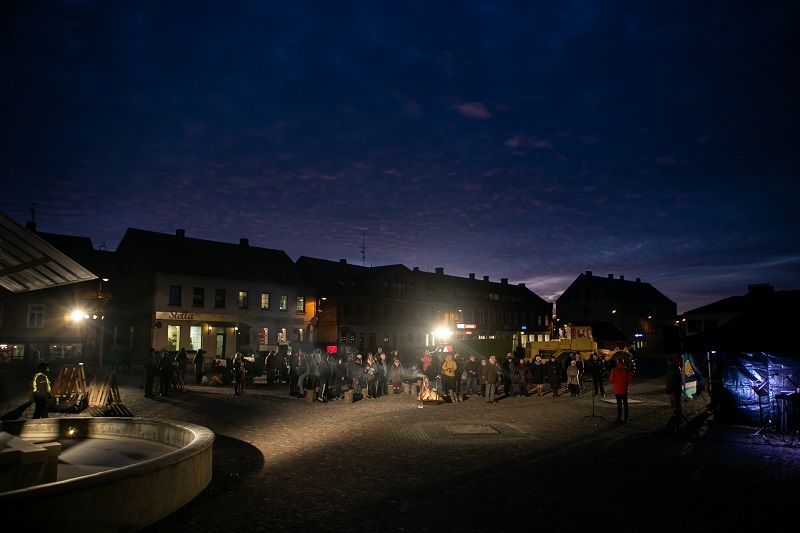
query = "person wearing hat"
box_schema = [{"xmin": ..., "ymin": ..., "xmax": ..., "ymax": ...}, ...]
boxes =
[
  {"xmin": 464, "ymin": 355, "xmax": 480, "ymax": 396},
  {"xmin": 31, "ymin": 361, "xmax": 52, "ymax": 418}
]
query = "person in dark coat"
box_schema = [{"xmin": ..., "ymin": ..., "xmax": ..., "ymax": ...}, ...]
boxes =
[
  {"xmin": 464, "ymin": 355, "xmax": 481, "ymax": 396},
  {"xmin": 288, "ymin": 349, "xmax": 303, "ymax": 396},
  {"xmin": 530, "ymin": 355, "xmax": 546, "ymax": 397},
  {"xmin": 588, "ymin": 352, "xmax": 606, "ymax": 396},
  {"xmin": 175, "ymin": 347, "xmax": 189, "ymax": 382},
  {"xmin": 501, "ymin": 353, "xmax": 515, "ymax": 396},
  {"xmin": 193, "ymin": 349, "xmax": 205, "ymax": 384},
  {"xmin": 316, "ymin": 353, "xmax": 332, "ymax": 402},
  {"xmin": 233, "ymin": 352, "xmax": 245, "ymax": 395},
  {"xmin": 546, "ymin": 355, "xmax": 561, "ymax": 397},
  {"xmin": 331, "ymin": 355, "xmax": 348, "ymax": 399},
  {"xmin": 514, "ymin": 357, "xmax": 530, "ymax": 397},
  {"xmin": 482, "ymin": 356, "xmax": 500, "ymax": 403},
  {"xmin": 31, "ymin": 362, "xmax": 51, "ymax": 419},
  {"xmin": 157, "ymin": 351, "xmax": 174, "ymax": 397},
  {"xmin": 376, "ymin": 350, "xmax": 389, "ymax": 397}
]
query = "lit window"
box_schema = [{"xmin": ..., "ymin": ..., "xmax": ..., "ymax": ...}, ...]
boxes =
[
  {"xmin": 238, "ymin": 291, "xmax": 249, "ymax": 309},
  {"xmin": 261, "ymin": 293, "xmax": 270, "ymax": 310},
  {"xmin": 296, "ymin": 296, "xmax": 305, "ymax": 312},
  {"xmin": 279, "ymin": 294, "xmax": 288, "ymax": 311}
]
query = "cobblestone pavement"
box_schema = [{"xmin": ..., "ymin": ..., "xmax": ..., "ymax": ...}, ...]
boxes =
[{"xmin": 2, "ymin": 367, "xmax": 798, "ymax": 532}]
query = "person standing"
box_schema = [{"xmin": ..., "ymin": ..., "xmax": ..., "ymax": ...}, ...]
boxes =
[
  {"xmin": 514, "ymin": 357, "xmax": 530, "ymax": 397},
  {"xmin": 483, "ymin": 356, "xmax": 500, "ymax": 403},
  {"xmin": 316, "ymin": 352, "xmax": 332, "ymax": 402},
  {"xmin": 546, "ymin": 355, "xmax": 561, "ymax": 397},
  {"xmin": 157, "ymin": 350, "xmax": 174, "ymax": 397},
  {"xmin": 479, "ymin": 358, "xmax": 488, "ymax": 396},
  {"xmin": 389, "ymin": 357, "xmax": 405, "ymax": 394},
  {"xmin": 364, "ymin": 353, "xmax": 378, "ymax": 399},
  {"xmin": 588, "ymin": 353, "xmax": 606, "ymax": 397},
  {"xmin": 176, "ymin": 347, "xmax": 189, "ymax": 383},
  {"xmin": 440, "ymin": 354, "xmax": 457, "ymax": 397},
  {"xmin": 464, "ymin": 355, "xmax": 480, "ymax": 396},
  {"xmin": 609, "ymin": 357, "xmax": 633, "ymax": 422},
  {"xmin": 567, "ymin": 359, "xmax": 580, "ymax": 396},
  {"xmin": 530, "ymin": 355, "xmax": 546, "ymax": 397},
  {"xmin": 501, "ymin": 353, "xmax": 515, "ymax": 396},
  {"xmin": 377, "ymin": 350, "xmax": 389, "ymax": 397},
  {"xmin": 233, "ymin": 352, "xmax": 246, "ymax": 395},
  {"xmin": 331, "ymin": 355, "xmax": 348, "ymax": 400},
  {"xmin": 143, "ymin": 348, "xmax": 157, "ymax": 397},
  {"xmin": 31, "ymin": 362, "xmax": 52, "ymax": 419},
  {"xmin": 193, "ymin": 349, "xmax": 205, "ymax": 384}
]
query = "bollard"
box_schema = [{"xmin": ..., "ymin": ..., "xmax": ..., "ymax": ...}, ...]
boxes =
[
  {"xmin": 343, "ymin": 390, "xmax": 353, "ymax": 403},
  {"xmin": 305, "ymin": 390, "xmax": 315, "ymax": 403},
  {"xmin": 403, "ymin": 383, "xmax": 410, "ymax": 395}
]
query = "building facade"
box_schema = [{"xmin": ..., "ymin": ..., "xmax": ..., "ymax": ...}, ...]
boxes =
[
  {"xmin": 556, "ymin": 271, "xmax": 677, "ymax": 355},
  {"xmin": 109, "ymin": 229, "xmax": 316, "ymax": 360},
  {"xmin": 296, "ymin": 258, "xmax": 553, "ymax": 365}
]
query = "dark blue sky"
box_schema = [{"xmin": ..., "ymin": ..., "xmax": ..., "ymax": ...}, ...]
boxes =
[{"xmin": 2, "ymin": 1, "xmax": 798, "ymax": 313}]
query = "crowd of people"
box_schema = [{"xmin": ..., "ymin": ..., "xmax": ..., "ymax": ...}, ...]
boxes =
[
  {"xmin": 416, "ymin": 349, "xmax": 616, "ymax": 402},
  {"xmin": 136, "ymin": 345, "xmax": 629, "ymax": 410},
  {"xmin": 284, "ymin": 346, "xmax": 404, "ymax": 402}
]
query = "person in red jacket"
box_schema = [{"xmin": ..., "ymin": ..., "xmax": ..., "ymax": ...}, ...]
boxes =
[{"xmin": 609, "ymin": 357, "xmax": 633, "ymax": 422}]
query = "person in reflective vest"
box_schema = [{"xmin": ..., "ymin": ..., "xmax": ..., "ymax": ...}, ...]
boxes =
[{"xmin": 32, "ymin": 361, "xmax": 52, "ymax": 418}]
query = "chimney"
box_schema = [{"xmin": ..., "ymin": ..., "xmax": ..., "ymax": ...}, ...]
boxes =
[
  {"xmin": 501, "ymin": 278, "xmax": 508, "ymax": 284},
  {"xmin": 26, "ymin": 220, "xmax": 37, "ymax": 232},
  {"xmin": 435, "ymin": 267, "xmax": 444, "ymax": 275},
  {"xmin": 620, "ymin": 275, "xmax": 624, "ymax": 281},
  {"xmin": 469, "ymin": 273, "xmax": 475, "ymax": 280},
  {"xmin": 636, "ymin": 278, "xmax": 641, "ymax": 283},
  {"xmin": 585, "ymin": 270, "xmax": 592, "ymax": 276},
  {"xmin": 413, "ymin": 266, "xmax": 420, "ymax": 272},
  {"xmin": 608, "ymin": 274, "xmax": 613, "ymax": 279},
  {"xmin": 240, "ymin": 237, "xmax": 249, "ymax": 247},
  {"xmin": 340, "ymin": 259, "xmax": 347, "ymax": 264},
  {"xmin": 518, "ymin": 283, "xmax": 526, "ymax": 288},
  {"xmin": 483, "ymin": 276, "xmax": 490, "ymax": 282},
  {"xmin": 176, "ymin": 229, "xmax": 185, "ymax": 238}
]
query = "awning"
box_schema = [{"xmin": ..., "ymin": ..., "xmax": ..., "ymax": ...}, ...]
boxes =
[{"xmin": 0, "ymin": 211, "xmax": 97, "ymax": 292}]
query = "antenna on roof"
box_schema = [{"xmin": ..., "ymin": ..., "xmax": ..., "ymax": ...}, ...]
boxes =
[
  {"xmin": 30, "ymin": 202, "xmax": 36, "ymax": 224},
  {"xmin": 360, "ymin": 231, "xmax": 366, "ymax": 267}
]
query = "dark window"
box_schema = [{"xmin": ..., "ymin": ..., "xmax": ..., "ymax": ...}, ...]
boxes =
[
  {"xmin": 169, "ymin": 285, "xmax": 182, "ymax": 306},
  {"xmin": 215, "ymin": 289, "xmax": 226, "ymax": 308},
  {"xmin": 193, "ymin": 287, "xmax": 205, "ymax": 307}
]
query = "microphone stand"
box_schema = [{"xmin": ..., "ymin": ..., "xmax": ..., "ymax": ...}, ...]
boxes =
[{"xmin": 585, "ymin": 385, "xmax": 605, "ymax": 420}]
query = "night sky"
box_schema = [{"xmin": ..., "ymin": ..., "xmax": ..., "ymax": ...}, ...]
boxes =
[{"xmin": 2, "ymin": 1, "xmax": 798, "ymax": 314}]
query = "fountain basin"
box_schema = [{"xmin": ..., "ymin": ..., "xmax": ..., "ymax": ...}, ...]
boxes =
[{"xmin": 0, "ymin": 418, "xmax": 213, "ymax": 531}]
